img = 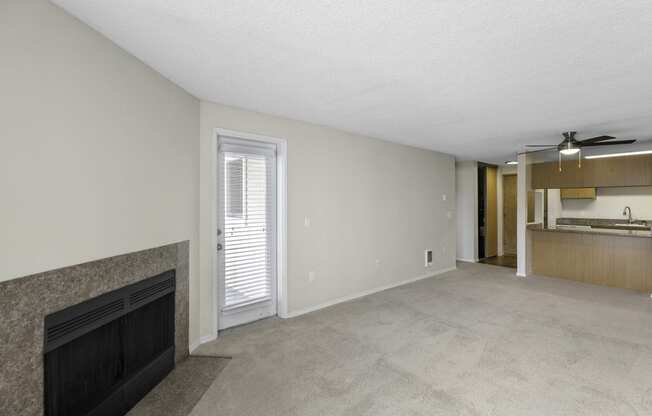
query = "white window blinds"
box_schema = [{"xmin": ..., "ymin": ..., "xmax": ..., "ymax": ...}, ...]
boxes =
[{"xmin": 219, "ymin": 142, "xmax": 275, "ymax": 310}]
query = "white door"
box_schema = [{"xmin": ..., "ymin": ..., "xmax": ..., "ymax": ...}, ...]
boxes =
[{"xmin": 217, "ymin": 137, "xmax": 277, "ymax": 329}]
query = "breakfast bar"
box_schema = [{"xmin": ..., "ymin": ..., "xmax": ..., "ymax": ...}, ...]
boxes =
[{"xmin": 529, "ymin": 220, "xmax": 652, "ymax": 292}]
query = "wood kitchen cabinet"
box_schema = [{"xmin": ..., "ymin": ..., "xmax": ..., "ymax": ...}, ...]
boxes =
[
  {"xmin": 531, "ymin": 154, "xmax": 652, "ymax": 188},
  {"xmin": 531, "ymin": 161, "xmax": 561, "ymax": 189},
  {"xmin": 596, "ymin": 156, "xmax": 628, "ymax": 187},
  {"xmin": 622, "ymin": 153, "xmax": 652, "ymax": 185},
  {"xmin": 531, "ymin": 229, "xmax": 652, "ymax": 292},
  {"xmin": 560, "ymin": 188, "xmax": 596, "ymax": 199},
  {"xmin": 530, "ymin": 163, "xmax": 545, "ymax": 189}
]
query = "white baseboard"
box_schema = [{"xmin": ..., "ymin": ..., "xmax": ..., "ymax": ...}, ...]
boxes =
[
  {"xmin": 456, "ymin": 257, "xmax": 477, "ymax": 263},
  {"xmin": 189, "ymin": 334, "xmax": 218, "ymax": 354},
  {"xmin": 284, "ymin": 266, "xmax": 457, "ymax": 319}
]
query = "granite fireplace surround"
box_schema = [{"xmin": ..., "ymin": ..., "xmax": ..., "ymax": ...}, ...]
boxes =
[{"xmin": 0, "ymin": 242, "xmax": 190, "ymax": 416}]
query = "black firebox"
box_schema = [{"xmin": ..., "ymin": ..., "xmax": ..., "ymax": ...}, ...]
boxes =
[{"xmin": 44, "ymin": 270, "xmax": 176, "ymax": 416}]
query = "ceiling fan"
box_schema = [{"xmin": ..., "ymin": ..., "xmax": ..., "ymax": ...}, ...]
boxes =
[{"xmin": 523, "ymin": 131, "xmax": 636, "ymax": 171}]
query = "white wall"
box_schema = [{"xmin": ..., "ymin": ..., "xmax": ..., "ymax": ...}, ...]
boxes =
[
  {"xmin": 200, "ymin": 102, "xmax": 456, "ymax": 336},
  {"xmin": 0, "ymin": 1, "xmax": 200, "ymax": 342},
  {"xmin": 516, "ymin": 153, "xmax": 530, "ymax": 276},
  {"xmin": 455, "ymin": 161, "xmax": 478, "ymax": 262},
  {"xmin": 547, "ymin": 189, "xmax": 562, "ymax": 226},
  {"xmin": 550, "ymin": 186, "xmax": 652, "ymax": 222}
]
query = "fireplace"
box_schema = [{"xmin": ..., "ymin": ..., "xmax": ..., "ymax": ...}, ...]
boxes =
[{"xmin": 43, "ymin": 270, "xmax": 176, "ymax": 416}]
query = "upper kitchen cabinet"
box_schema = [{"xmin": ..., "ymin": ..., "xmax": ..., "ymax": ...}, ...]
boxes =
[
  {"xmin": 531, "ymin": 159, "xmax": 585, "ymax": 189},
  {"xmin": 622, "ymin": 154, "xmax": 652, "ymax": 185},
  {"xmin": 531, "ymin": 154, "xmax": 652, "ymax": 188},
  {"xmin": 560, "ymin": 187, "xmax": 596, "ymax": 199}
]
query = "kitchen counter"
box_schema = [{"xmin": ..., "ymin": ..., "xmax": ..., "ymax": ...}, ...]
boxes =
[
  {"xmin": 530, "ymin": 222, "xmax": 652, "ymax": 292},
  {"xmin": 528, "ymin": 223, "xmax": 652, "ymax": 238}
]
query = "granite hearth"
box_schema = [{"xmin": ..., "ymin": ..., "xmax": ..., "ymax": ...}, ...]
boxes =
[{"xmin": 0, "ymin": 242, "xmax": 190, "ymax": 416}]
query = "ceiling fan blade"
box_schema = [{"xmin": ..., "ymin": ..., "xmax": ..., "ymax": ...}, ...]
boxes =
[
  {"xmin": 518, "ymin": 148, "xmax": 557, "ymax": 155},
  {"xmin": 525, "ymin": 144, "xmax": 558, "ymax": 147},
  {"xmin": 581, "ymin": 140, "xmax": 636, "ymax": 147},
  {"xmin": 578, "ymin": 135, "xmax": 615, "ymax": 144}
]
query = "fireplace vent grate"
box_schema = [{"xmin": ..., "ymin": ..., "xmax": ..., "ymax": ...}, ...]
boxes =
[
  {"xmin": 130, "ymin": 277, "xmax": 174, "ymax": 307},
  {"xmin": 44, "ymin": 270, "xmax": 176, "ymax": 416},
  {"xmin": 46, "ymin": 299, "xmax": 124, "ymax": 346},
  {"xmin": 44, "ymin": 270, "xmax": 175, "ymax": 353}
]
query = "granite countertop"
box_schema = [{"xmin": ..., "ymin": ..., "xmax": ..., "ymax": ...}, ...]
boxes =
[
  {"xmin": 528, "ymin": 223, "xmax": 652, "ymax": 238},
  {"xmin": 556, "ymin": 217, "xmax": 651, "ymax": 227}
]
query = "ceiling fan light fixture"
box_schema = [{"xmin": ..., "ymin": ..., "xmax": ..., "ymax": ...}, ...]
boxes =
[
  {"xmin": 560, "ymin": 139, "xmax": 580, "ymax": 156},
  {"xmin": 560, "ymin": 147, "xmax": 580, "ymax": 156}
]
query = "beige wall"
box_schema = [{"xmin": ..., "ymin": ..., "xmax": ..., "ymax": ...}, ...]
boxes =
[
  {"xmin": 455, "ymin": 161, "xmax": 478, "ymax": 262},
  {"xmin": 1, "ymin": 0, "xmax": 457, "ymax": 347},
  {"xmin": 0, "ymin": 1, "xmax": 200, "ymax": 342},
  {"xmin": 200, "ymin": 102, "xmax": 456, "ymax": 337}
]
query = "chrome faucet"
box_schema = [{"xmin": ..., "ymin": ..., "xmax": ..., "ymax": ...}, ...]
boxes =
[{"xmin": 623, "ymin": 206, "xmax": 633, "ymax": 224}]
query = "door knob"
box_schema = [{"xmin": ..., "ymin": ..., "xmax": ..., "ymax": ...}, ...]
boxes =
[{"xmin": 217, "ymin": 243, "xmax": 223, "ymax": 251}]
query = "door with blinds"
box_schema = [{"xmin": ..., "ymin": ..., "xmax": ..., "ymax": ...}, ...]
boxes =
[{"xmin": 217, "ymin": 138, "xmax": 277, "ymax": 329}]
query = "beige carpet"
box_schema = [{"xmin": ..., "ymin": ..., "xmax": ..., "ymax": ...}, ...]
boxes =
[{"xmin": 190, "ymin": 262, "xmax": 652, "ymax": 415}]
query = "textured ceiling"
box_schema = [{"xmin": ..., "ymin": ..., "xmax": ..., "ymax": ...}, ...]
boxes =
[{"xmin": 53, "ymin": 0, "xmax": 652, "ymax": 162}]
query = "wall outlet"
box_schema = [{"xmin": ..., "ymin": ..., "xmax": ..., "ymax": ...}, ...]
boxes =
[
  {"xmin": 447, "ymin": 211, "xmax": 453, "ymax": 219},
  {"xmin": 308, "ymin": 271, "xmax": 316, "ymax": 282},
  {"xmin": 424, "ymin": 250, "xmax": 433, "ymax": 267},
  {"xmin": 442, "ymin": 194, "xmax": 447, "ymax": 201},
  {"xmin": 375, "ymin": 259, "xmax": 381, "ymax": 268},
  {"xmin": 304, "ymin": 217, "xmax": 311, "ymax": 227}
]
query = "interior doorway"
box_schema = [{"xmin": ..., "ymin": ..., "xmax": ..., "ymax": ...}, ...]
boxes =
[
  {"xmin": 479, "ymin": 168, "xmax": 517, "ymax": 269},
  {"xmin": 477, "ymin": 163, "xmax": 497, "ymax": 260}
]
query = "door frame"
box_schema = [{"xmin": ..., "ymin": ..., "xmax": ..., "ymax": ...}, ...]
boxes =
[{"xmin": 211, "ymin": 128, "xmax": 288, "ymax": 336}]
